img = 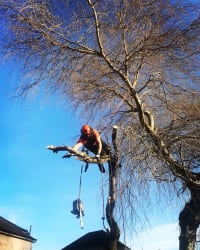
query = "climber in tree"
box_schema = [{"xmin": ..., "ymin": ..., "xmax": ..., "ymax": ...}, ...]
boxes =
[{"xmin": 73, "ymin": 124, "xmax": 111, "ymax": 173}]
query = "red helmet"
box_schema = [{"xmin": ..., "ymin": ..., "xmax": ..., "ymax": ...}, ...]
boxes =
[{"xmin": 81, "ymin": 124, "xmax": 91, "ymax": 135}]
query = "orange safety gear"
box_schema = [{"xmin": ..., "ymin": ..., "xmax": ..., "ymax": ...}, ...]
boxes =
[{"xmin": 81, "ymin": 124, "xmax": 91, "ymax": 136}]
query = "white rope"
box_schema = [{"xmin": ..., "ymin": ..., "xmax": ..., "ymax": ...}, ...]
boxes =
[{"xmin": 101, "ymin": 171, "xmax": 107, "ymax": 230}]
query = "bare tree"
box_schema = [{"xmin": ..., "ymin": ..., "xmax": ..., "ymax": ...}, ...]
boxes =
[{"xmin": 0, "ymin": 1, "xmax": 200, "ymax": 249}]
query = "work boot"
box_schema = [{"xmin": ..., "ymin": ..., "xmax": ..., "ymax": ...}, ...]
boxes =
[{"xmin": 98, "ymin": 164, "xmax": 105, "ymax": 173}]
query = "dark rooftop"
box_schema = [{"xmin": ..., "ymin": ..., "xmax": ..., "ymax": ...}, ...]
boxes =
[
  {"xmin": 0, "ymin": 216, "xmax": 36, "ymax": 243},
  {"xmin": 61, "ymin": 230, "xmax": 131, "ymax": 250}
]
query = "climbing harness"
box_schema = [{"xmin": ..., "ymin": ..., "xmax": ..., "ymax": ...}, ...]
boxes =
[{"xmin": 71, "ymin": 164, "xmax": 84, "ymax": 229}]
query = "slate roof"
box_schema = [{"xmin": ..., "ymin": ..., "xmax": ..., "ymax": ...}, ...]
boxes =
[
  {"xmin": 61, "ymin": 230, "xmax": 131, "ymax": 250},
  {"xmin": 0, "ymin": 216, "xmax": 36, "ymax": 243}
]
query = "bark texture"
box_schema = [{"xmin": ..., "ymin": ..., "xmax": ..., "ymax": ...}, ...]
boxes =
[{"xmin": 179, "ymin": 188, "xmax": 200, "ymax": 250}]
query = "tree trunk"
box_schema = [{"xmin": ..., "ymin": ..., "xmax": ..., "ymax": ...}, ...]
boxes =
[
  {"xmin": 106, "ymin": 160, "xmax": 120, "ymax": 250},
  {"xmin": 179, "ymin": 188, "xmax": 200, "ymax": 250},
  {"xmin": 105, "ymin": 126, "xmax": 120, "ymax": 250}
]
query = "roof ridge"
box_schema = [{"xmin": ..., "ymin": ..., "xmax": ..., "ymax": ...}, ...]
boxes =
[
  {"xmin": 0, "ymin": 216, "xmax": 36, "ymax": 243},
  {"xmin": 0, "ymin": 216, "xmax": 28, "ymax": 232}
]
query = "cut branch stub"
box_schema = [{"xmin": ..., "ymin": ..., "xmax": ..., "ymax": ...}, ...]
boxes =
[
  {"xmin": 46, "ymin": 145, "xmax": 110, "ymax": 164},
  {"xmin": 111, "ymin": 125, "xmax": 119, "ymax": 165}
]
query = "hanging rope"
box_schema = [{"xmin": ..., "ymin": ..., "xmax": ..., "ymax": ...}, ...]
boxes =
[
  {"xmin": 101, "ymin": 171, "xmax": 108, "ymax": 231},
  {"xmin": 78, "ymin": 164, "xmax": 84, "ymax": 229},
  {"xmin": 78, "ymin": 164, "xmax": 83, "ymax": 200},
  {"xmin": 71, "ymin": 164, "xmax": 84, "ymax": 229}
]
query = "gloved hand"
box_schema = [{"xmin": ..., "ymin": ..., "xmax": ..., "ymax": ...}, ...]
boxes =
[
  {"xmin": 63, "ymin": 153, "xmax": 74, "ymax": 158},
  {"xmin": 95, "ymin": 154, "xmax": 100, "ymax": 159}
]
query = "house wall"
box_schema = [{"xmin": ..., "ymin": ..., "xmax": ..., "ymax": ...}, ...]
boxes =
[{"xmin": 0, "ymin": 233, "xmax": 33, "ymax": 250}]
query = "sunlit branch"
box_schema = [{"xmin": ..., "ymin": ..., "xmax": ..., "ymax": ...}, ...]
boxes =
[{"xmin": 46, "ymin": 145, "xmax": 110, "ymax": 164}]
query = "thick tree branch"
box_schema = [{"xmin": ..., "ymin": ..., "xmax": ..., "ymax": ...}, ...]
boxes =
[
  {"xmin": 131, "ymin": 89, "xmax": 200, "ymax": 187},
  {"xmin": 46, "ymin": 145, "xmax": 110, "ymax": 164}
]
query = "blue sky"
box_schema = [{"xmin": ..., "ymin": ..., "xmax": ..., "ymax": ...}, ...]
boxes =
[{"xmin": 0, "ymin": 62, "xmax": 180, "ymax": 250}]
